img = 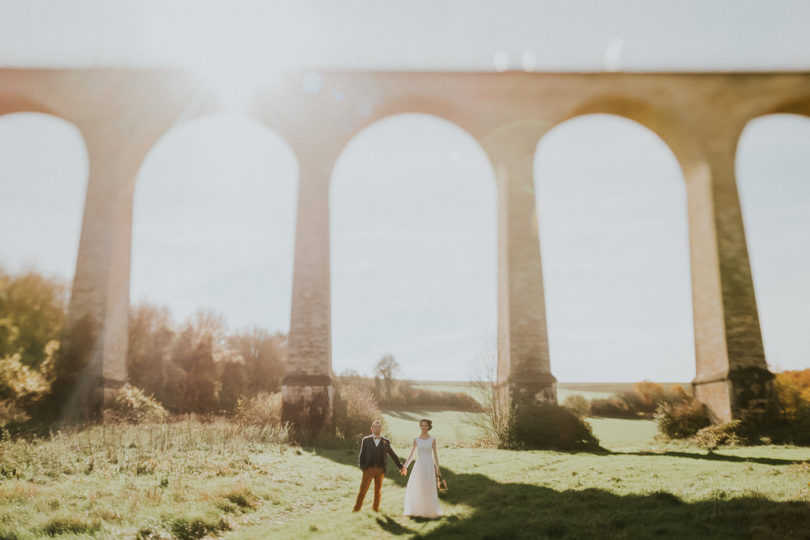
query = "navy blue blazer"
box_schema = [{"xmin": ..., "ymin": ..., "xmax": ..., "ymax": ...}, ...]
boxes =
[{"xmin": 358, "ymin": 435, "xmax": 404, "ymax": 471}]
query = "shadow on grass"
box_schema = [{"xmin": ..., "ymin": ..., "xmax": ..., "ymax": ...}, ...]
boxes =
[
  {"xmin": 375, "ymin": 515, "xmax": 415, "ymax": 535},
  {"xmin": 317, "ymin": 446, "xmax": 810, "ymax": 539},
  {"xmin": 416, "ymin": 468, "xmax": 810, "ymax": 539},
  {"xmin": 316, "ymin": 445, "xmax": 410, "ymax": 488},
  {"xmin": 616, "ymin": 450, "xmax": 809, "ymax": 466}
]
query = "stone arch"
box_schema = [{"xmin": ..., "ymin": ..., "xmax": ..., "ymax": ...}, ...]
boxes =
[
  {"xmin": 560, "ymin": 97, "xmax": 707, "ymax": 178},
  {"xmin": 360, "ymin": 95, "xmax": 481, "ymax": 137},
  {"xmin": 768, "ymin": 95, "xmax": 810, "ymax": 118},
  {"xmin": 0, "ymin": 94, "xmax": 58, "ymax": 118}
]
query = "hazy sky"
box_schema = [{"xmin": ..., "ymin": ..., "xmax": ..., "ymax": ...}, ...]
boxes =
[{"xmin": 1, "ymin": 1, "xmax": 809, "ymax": 381}]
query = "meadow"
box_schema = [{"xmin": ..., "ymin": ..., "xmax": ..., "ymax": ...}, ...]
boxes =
[{"xmin": 0, "ymin": 382, "xmax": 809, "ymax": 539}]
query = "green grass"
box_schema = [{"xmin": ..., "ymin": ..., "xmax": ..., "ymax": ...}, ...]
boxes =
[
  {"xmin": 0, "ymin": 419, "xmax": 290, "ymax": 539},
  {"xmin": 587, "ymin": 417, "xmax": 661, "ymax": 449},
  {"xmin": 1, "ymin": 417, "xmax": 808, "ymax": 539}
]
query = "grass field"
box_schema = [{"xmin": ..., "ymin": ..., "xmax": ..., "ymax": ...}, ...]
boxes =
[
  {"xmin": 1, "ymin": 417, "xmax": 809, "ymax": 539},
  {"xmin": 0, "ymin": 382, "xmax": 804, "ymax": 538}
]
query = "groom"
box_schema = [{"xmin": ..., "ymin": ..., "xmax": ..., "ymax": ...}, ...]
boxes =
[{"xmin": 353, "ymin": 420, "xmax": 405, "ymax": 512}]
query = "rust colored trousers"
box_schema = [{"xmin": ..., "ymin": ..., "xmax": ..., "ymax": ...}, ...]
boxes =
[{"xmin": 354, "ymin": 466, "xmax": 385, "ymax": 511}]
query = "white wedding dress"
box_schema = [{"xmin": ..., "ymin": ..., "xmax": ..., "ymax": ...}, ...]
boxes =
[{"xmin": 403, "ymin": 436, "xmax": 442, "ymax": 518}]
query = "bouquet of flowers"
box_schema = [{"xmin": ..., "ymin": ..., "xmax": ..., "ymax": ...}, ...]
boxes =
[{"xmin": 437, "ymin": 475, "xmax": 448, "ymax": 496}]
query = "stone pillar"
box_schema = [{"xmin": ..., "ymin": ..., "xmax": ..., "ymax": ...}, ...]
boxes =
[
  {"xmin": 687, "ymin": 129, "xmax": 774, "ymax": 423},
  {"xmin": 66, "ymin": 133, "xmax": 143, "ymax": 414},
  {"xmin": 484, "ymin": 122, "xmax": 557, "ymax": 409},
  {"xmin": 282, "ymin": 154, "xmax": 335, "ymax": 433}
]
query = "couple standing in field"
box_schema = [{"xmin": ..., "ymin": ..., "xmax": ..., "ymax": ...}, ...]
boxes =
[{"xmin": 353, "ymin": 419, "xmax": 443, "ymax": 518}]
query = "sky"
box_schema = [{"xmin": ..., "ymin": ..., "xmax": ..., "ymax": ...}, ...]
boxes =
[{"xmin": 1, "ymin": 1, "xmax": 809, "ymax": 382}]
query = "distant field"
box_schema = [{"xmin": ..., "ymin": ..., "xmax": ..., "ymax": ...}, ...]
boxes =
[
  {"xmin": 409, "ymin": 380, "xmax": 691, "ymax": 406},
  {"xmin": 409, "ymin": 381, "xmax": 480, "ymax": 399},
  {"xmin": 382, "ymin": 410, "xmax": 660, "ymax": 451},
  {"xmin": 382, "ymin": 409, "xmax": 480, "ymax": 448}
]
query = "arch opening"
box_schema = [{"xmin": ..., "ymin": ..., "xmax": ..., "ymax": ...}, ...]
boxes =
[
  {"xmin": 131, "ymin": 113, "xmax": 298, "ymax": 333},
  {"xmin": 737, "ymin": 113, "xmax": 810, "ymax": 374},
  {"xmin": 0, "ymin": 112, "xmax": 87, "ymax": 281},
  {"xmin": 330, "ymin": 113, "xmax": 497, "ymax": 382},
  {"xmin": 534, "ymin": 113, "xmax": 695, "ymax": 386}
]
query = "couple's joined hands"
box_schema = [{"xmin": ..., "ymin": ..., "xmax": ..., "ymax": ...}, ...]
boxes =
[{"xmin": 399, "ymin": 466, "xmax": 407, "ymax": 476}]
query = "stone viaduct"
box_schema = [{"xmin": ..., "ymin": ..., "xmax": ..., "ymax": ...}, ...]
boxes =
[{"xmin": 2, "ymin": 68, "xmax": 808, "ymax": 428}]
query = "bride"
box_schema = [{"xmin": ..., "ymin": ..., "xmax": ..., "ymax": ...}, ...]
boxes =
[{"xmin": 400, "ymin": 418, "xmax": 442, "ymax": 518}]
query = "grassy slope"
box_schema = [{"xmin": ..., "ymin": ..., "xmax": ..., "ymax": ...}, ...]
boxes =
[
  {"xmin": 0, "ymin": 378, "xmax": 805, "ymax": 540},
  {"xmin": 2, "ymin": 419, "xmax": 809, "ymax": 539}
]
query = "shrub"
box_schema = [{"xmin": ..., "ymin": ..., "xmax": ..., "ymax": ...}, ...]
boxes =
[
  {"xmin": 589, "ymin": 397, "xmax": 635, "ymax": 418},
  {"xmin": 503, "ymin": 396, "xmax": 600, "ymax": 451},
  {"xmin": 654, "ymin": 399, "xmax": 712, "ymax": 439},
  {"xmin": 41, "ymin": 517, "xmax": 101, "ymax": 536},
  {"xmin": 692, "ymin": 420, "xmax": 742, "ymax": 450},
  {"xmin": 563, "ymin": 394, "xmax": 590, "ymax": 417},
  {"xmin": 235, "ymin": 392, "xmax": 282, "ymax": 426},
  {"xmin": 721, "ymin": 370, "xmax": 810, "ymax": 446},
  {"xmin": 106, "ymin": 384, "xmax": 168, "ymax": 423},
  {"xmin": 775, "ymin": 369, "xmax": 810, "ymax": 401},
  {"xmin": 774, "ymin": 371, "xmax": 810, "ymax": 420},
  {"xmin": 772, "ymin": 405, "xmax": 810, "ymax": 445},
  {"xmin": 0, "ymin": 397, "xmax": 29, "ymax": 427},
  {"xmin": 217, "ymin": 487, "xmax": 258, "ymax": 514},
  {"xmin": 170, "ymin": 517, "xmax": 230, "ymax": 540},
  {"xmin": 760, "ymin": 374, "xmax": 810, "ymax": 446},
  {"xmin": 589, "ymin": 382, "xmax": 691, "ymax": 420},
  {"xmin": 1, "ymin": 352, "xmax": 52, "ymax": 425},
  {"xmin": 333, "ymin": 383, "xmax": 382, "ymax": 443},
  {"xmin": 383, "ymin": 382, "xmax": 483, "ymax": 411},
  {"xmin": 464, "ymin": 379, "xmax": 508, "ymax": 446},
  {"xmin": 655, "ymin": 371, "xmax": 810, "ymax": 447}
]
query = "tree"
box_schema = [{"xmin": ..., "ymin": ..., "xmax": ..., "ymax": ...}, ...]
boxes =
[
  {"xmin": 226, "ymin": 328, "xmax": 286, "ymax": 395},
  {"xmin": 374, "ymin": 354, "xmax": 400, "ymax": 401},
  {"xmin": 0, "ymin": 267, "xmax": 67, "ymax": 368},
  {"xmin": 127, "ymin": 303, "xmax": 174, "ymax": 404},
  {"xmin": 168, "ymin": 310, "xmax": 231, "ymax": 413},
  {"xmin": 219, "ymin": 357, "xmax": 247, "ymax": 413}
]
